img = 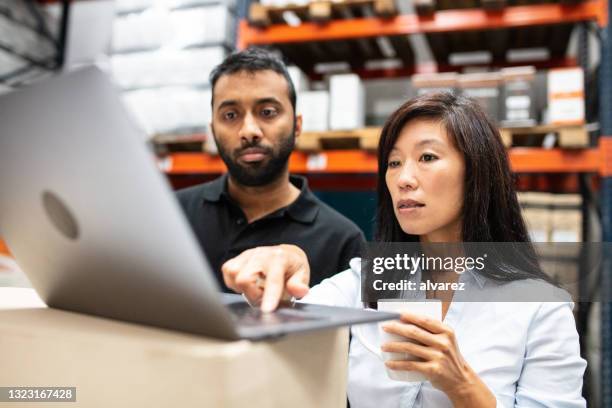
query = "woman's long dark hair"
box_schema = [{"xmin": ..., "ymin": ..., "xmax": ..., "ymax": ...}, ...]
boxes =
[{"xmin": 375, "ymin": 92, "xmax": 553, "ymax": 284}]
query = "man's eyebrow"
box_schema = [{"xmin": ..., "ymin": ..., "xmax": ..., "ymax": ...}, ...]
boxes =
[
  {"xmin": 255, "ymin": 97, "xmax": 282, "ymax": 105},
  {"xmin": 216, "ymin": 97, "xmax": 283, "ymax": 110},
  {"xmin": 216, "ymin": 100, "xmax": 238, "ymax": 110}
]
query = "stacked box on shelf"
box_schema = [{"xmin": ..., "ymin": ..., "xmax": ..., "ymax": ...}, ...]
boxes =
[
  {"xmin": 542, "ymin": 194, "xmax": 583, "ymax": 302},
  {"xmin": 329, "ymin": 74, "xmax": 365, "ymax": 130},
  {"xmin": 111, "ymin": 47, "xmax": 226, "ymax": 89},
  {"xmin": 114, "ymin": 0, "xmax": 237, "ymax": 15},
  {"xmin": 500, "ymin": 66, "xmax": 538, "ymax": 127},
  {"xmin": 288, "ymin": 66, "xmax": 310, "ymax": 94},
  {"xmin": 290, "ymin": 65, "xmax": 331, "ymax": 133},
  {"xmin": 122, "ymin": 88, "xmax": 212, "ymax": 137},
  {"xmin": 458, "ymin": 72, "xmax": 501, "ymax": 123},
  {"xmin": 364, "ymin": 78, "xmax": 412, "ymax": 126},
  {"xmin": 412, "ymin": 73, "xmax": 458, "ymax": 96},
  {"xmin": 298, "ymin": 91, "xmax": 330, "ymax": 132},
  {"xmin": 547, "ymin": 67, "xmax": 585, "ymax": 126},
  {"xmin": 550, "ymin": 194, "xmax": 582, "ymax": 243},
  {"xmin": 518, "ymin": 192, "xmax": 552, "ymax": 242},
  {"xmin": 518, "ymin": 191, "xmax": 583, "ymax": 243},
  {"xmin": 110, "ymin": 0, "xmax": 237, "ymax": 141}
]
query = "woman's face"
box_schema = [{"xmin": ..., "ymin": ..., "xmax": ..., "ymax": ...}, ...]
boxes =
[{"xmin": 385, "ymin": 119, "xmax": 465, "ymax": 242}]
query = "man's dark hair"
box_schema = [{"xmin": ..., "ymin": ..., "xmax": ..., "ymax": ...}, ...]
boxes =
[{"xmin": 209, "ymin": 48, "xmax": 297, "ymax": 113}]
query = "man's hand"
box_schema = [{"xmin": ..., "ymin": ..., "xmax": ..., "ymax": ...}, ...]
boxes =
[{"xmin": 221, "ymin": 244, "xmax": 310, "ymax": 312}]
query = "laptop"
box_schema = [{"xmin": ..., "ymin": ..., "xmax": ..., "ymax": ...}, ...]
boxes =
[{"xmin": 0, "ymin": 66, "xmax": 396, "ymax": 340}]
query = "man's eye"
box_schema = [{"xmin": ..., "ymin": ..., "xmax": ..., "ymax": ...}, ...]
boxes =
[
  {"xmin": 261, "ymin": 108, "xmax": 277, "ymax": 117},
  {"xmin": 420, "ymin": 153, "xmax": 437, "ymax": 162},
  {"xmin": 388, "ymin": 160, "xmax": 401, "ymax": 168},
  {"xmin": 223, "ymin": 111, "xmax": 237, "ymax": 120}
]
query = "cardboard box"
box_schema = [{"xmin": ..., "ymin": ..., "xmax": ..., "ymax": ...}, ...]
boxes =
[
  {"xmin": 112, "ymin": 10, "xmax": 166, "ymax": 52},
  {"xmin": 500, "ymin": 66, "xmax": 537, "ymax": 127},
  {"xmin": 547, "ymin": 68, "xmax": 585, "ymax": 125},
  {"xmin": 364, "ymin": 78, "xmax": 412, "ymax": 126},
  {"xmin": 169, "ymin": 5, "xmax": 235, "ymax": 47},
  {"xmin": 111, "ymin": 47, "xmax": 225, "ymax": 89},
  {"xmin": 0, "ymin": 288, "xmax": 349, "ymax": 408},
  {"xmin": 458, "ymin": 72, "xmax": 501, "ymax": 122},
  {"xmin": 329, "ymin": 74, "xmax": 365, "ymax": 130},
  {"xmin": 288, "ymin": 66, "xmax": 310, "ymax": 94},
  {"xmin": 550, "ymin": 194, "xmax": 582, "ymax": 243},
  {"xmin": 298, "ymin": 91, "xmax": 330, "ymax": 132},
  {"xmin": 518, "ymin": 192, "xmax": 552, "ymax": 242}
]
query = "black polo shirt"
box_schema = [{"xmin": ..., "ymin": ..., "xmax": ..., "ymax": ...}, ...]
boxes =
[{"xmin": 176, "ymin": 174, "xmax": 365, "ymax": 292}]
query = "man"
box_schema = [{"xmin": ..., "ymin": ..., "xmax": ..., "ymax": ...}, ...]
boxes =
[{"xmin": 177, "ymin": 48, "xmax": 365, "ymax": 292}]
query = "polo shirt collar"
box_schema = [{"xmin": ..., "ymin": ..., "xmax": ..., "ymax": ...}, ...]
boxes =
[
  {"xmin": 286, "ymin": 175, "xmax": 319, "ymax": 224},
  {"xmin": 201, "ymin": 173, "xmax": 228, "ymax": 203},
  {"xmin": 201, "ymin": 173, "xmax": 319, "ymax": 224}
]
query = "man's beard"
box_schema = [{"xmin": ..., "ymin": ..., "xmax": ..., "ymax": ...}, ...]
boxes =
[{"xmin": 215, "ymin": 130, "xmax": 295, "ymax": 187}]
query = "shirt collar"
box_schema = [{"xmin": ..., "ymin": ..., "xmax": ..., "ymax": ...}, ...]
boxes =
[
  {"xmin": 201, "ymin": 173, "xmax": 228, "ymax": 203},
  {"xmin": 201, "ymin": 173, "xmax": 319, "ymax": 224},
  {"xmin": 285, "ymin": 175, "xmax": 319, "ymax": 224}
]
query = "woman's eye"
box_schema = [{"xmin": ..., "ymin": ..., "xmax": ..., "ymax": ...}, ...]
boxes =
[
  {"xmin": 420, "ymin": 153, "xmax": 437, "ymax": 162},
  {"xmin": 388, "ymin": 160, "xmax": 401, "ymax": 168}
]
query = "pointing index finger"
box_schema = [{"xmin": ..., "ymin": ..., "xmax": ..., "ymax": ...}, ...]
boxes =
[{"xmin": 260, "ymin": 261, "xmax": 287, "ymax": 313}]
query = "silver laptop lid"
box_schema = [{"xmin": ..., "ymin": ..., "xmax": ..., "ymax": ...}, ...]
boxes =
[{"xmin": 0, "ymin": 66, "xmax": 240, "ymax": 339}]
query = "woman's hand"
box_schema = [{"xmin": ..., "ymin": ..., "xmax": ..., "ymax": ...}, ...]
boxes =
[
  {"xmin": 381, "ymin": 312, "xmax": 496, "ymax": 408},
  {"xmin": 221, "ymin": 244, "xmax": 310, "ymax": 312}
]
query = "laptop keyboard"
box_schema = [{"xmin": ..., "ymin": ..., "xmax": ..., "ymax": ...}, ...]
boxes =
[{"xmin": 227, "ymin": 301, "xmax": 324, "ymax": 327}]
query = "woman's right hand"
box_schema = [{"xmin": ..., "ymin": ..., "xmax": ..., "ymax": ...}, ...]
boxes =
[{"xmin": 221, "ymin": 244, "xmax": 311, "ymax": 312}]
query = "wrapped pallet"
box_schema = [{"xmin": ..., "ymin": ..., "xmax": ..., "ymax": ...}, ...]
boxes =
[{"xmin": 517, "ymin": 192, "xmax": 552, "ymax": 242}]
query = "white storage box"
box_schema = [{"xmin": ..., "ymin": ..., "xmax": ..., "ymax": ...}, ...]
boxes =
[
  {"xmin": 329, "ymin": 74, "xmax": 365, "ymax": 130},
  {"xmin": 298, "ymin": 91, "xmax": 329, "ymax": 132}
]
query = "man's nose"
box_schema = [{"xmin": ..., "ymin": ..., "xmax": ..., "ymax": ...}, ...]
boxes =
[{"xmin": 238, "ymin": 112, "xmax": 263, "ymax": 144}]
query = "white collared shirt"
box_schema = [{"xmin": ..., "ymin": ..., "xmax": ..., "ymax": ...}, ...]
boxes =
[{"xmin": 302, "ymin": 258, "xmax": 587, "ymax": 408}]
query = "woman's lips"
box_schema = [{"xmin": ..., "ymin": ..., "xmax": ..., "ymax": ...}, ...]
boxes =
[{"xmin": 397, "ymin": 199, "xmax": 425, "ymax": 214}]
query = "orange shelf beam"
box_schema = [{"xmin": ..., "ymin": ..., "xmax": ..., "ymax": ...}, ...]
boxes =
[
  {"xmin": 508, "ymin": 148, "xmax": 600, "ymax": 173},
  {"xmin": 162, "ymin": 151, "xmax": 379, "ymax": 174},
  {"xmin": 0, "ymin": 239, "xmax": 11, "ymax": 257},
  {"xmin": 163, "ymin": 148, "xmax": 601, "ymax": 175},
  {"xmin": 239, "ymin": 0, "xmax": 606, "ymax": 48}
]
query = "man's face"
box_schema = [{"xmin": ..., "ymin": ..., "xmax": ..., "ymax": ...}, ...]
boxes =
[{"xmin": 211, "ymin": 70, "xmax": 302, "ymax": 187}]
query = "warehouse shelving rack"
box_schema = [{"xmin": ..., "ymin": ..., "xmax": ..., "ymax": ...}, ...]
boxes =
[{"xmin": 239, "ymin": 1, "xmax": 607, "ymax": 47}]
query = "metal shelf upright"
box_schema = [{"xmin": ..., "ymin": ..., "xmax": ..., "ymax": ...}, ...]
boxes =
[{"xmin": 600, "ymin": 0, "xmax": 612, "ymax": 405}]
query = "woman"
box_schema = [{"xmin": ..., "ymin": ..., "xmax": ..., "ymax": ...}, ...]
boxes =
[{"xmin": 222, "ymin": 93, "xmax": 587, "ymax": 407}]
